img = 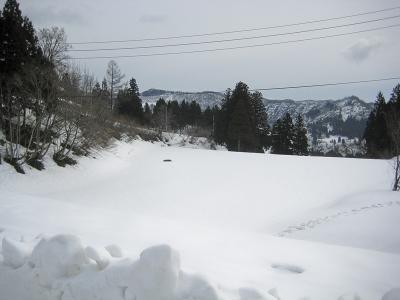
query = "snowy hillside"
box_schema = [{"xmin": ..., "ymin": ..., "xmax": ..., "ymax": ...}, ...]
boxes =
[
  {"xmin": 0, "ymin": 140, "xmax": 399, "ymax": 300},
  {"xmin": 264, "ymin": 96, "xmax": 372, "ymax": 124},
  {"xmin": 140, "ymin": 90, "xmax": 373, "ymax": 138},
  {"xmin": 140, "ymin": 89, "xmax": 224, "ymax": 110}
]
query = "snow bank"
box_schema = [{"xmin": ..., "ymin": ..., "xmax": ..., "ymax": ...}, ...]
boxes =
[
  {"xmin": 2, "ymin": 238, "xmax": 31, "ymax": 269},
  {"xmin": 85, "ymin": 246, "xmax": 110, "ymax": 270},
  {"xmin": 0, "ymin": 235, "xmax": 217, "ymax": 300},
  {"xmin": 30, "ymin": 235, "xmax": 89, "ymax": 287},
  {"xmin": 238, "ymin": 287, "xmax": 277, "ymax": 300},
  {"xmin": 382, "ymin": 288, "xmax": 400, "ymax": 300},
  {"xmin": 105, "ymin": 244, "xmax": 124, "ymax": 258}
]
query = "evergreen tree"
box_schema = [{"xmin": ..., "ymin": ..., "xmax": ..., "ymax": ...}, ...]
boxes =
[
  {"xmin": 271, "ymin": 119, "xmax": 284, "ymax": 154},
  {"xmin": 363, "ymin": 92, "xmax": 391, "ymax": 158},
  {"xmin": 152, "ymin": 98, "xmax": 168, "ymax": 130},
  {"xmin": 117, "ymin": 78, "xmax": 143, "ymax": 121},
  {"xmin": 228, "ymin": 95, "xmax": 256, "ymax": 152},
  {"xmin": 293, "ymin": 114, "xmax": 309, "ymax": 155},
  {"xmin": 271, "ymin": 113, "xmax": 294, "ymax": 154},
  {"xmin": 0, "ymin": 0, "xmax": 41, "ymax": 76},
  {"xmin": 226, "ymin": 82, "xmax": 258, "ymax": 152},
  {"xmin": 143, "ymin": 103, "xmax": 152, "ymax": 125},
  {"xmin": 251, "ymin": 91, "xmax": 270, "ymax": 149},
  {"xmin": 214, "ymin": 83, "xmax": 271, "ymax": 152},
  {"xmin": 0, "ymin": 0, "xmax": 44, "ymax": 142},
  {"xmin": 92, "ymin": 82, "xmax": 102, "ymax": 97}
]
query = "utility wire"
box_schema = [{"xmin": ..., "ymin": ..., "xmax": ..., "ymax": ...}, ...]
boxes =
[
  {"xmin": 252, "ymin": 77, "xmax": 400, "ymax": 91},
  {"xmin": 68, "ymin": 15, "xmax": 400, "ymax": 52},
  {"xmin": 68, "ymin": 23, "xmax": 400, "ymax": 60},
  {"xmin": 69, "ymin": 6, "xmax": 400, "ymax": 45}
]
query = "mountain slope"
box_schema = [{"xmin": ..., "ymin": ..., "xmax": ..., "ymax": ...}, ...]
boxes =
[{"xmin": 140, "ymin": 89, "xmax": 373, "ymax": 138}]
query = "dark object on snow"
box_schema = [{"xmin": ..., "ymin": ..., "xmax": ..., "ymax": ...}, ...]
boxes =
[
  {"xmin": 4, "ymin": 157, "xmax": 25, "ymax": 174},
  {"xmin": 53, "ymin": 153, "xmax": 77, "ymax": 167},
  {"xmin": 163, "ymin": 159, "xmax": 172, "ymax": 162},
  {"xmin": 27, "ymin": 158, "xmax": 45, "ymax": 171}
]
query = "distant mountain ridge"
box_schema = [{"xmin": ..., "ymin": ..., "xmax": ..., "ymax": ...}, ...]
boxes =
[{"xmin": 140, "ymin": 89, "xmax": 374, "ymax": 138}]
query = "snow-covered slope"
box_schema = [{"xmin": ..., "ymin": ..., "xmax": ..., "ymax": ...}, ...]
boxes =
[
  {"xmin": 141, "ymin": 89, "xmax": 224, "ymax": 110},
  {"xmin": 0, "ymin": 141, "xmax": 399, "ymax": 300},
  {"xmin": 264, "ymin": 96, "xmax": 372, "ymax": 124}
]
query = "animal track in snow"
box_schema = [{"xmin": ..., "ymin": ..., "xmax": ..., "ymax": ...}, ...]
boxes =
[{"xmin": 278, "ymin": 201, "xmax": 400, "ymax": 237}]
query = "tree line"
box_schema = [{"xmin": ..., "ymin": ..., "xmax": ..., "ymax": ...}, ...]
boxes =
[
  {"xmin": 0, "ymin": 0, "xmax": 149, "ymax": 173},
  {"xmin": 0, "ymin": 0, "xmax": 316, "ymax": 176},
  {"xmin": 214, "ymin": 82, "xmax": 308, "ymax": 154},
  {"xmin": 363, "ymin": 84, "xmax": 400, "ymax": 190}
]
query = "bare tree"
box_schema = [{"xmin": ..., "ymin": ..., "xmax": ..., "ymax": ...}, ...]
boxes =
[
  {"xmin": 106, "ymin": 60, "xmax": 125, "ymax": 111},
  {"xmin": 37, "ymin": 27, "xmax": 70, "ymax": 73}
]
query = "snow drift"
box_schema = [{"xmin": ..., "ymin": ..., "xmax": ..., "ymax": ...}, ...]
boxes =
[{"xmin": 0, "ymin": 234, "xmax": 217, "ymax": 300}]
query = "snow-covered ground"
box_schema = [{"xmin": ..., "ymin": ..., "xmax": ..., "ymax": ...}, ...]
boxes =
[{"xmin": 0, "ymin": 140, "xmax": 399, "ymax": 300}]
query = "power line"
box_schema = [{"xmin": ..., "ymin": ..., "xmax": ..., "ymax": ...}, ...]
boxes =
[
  {"xmin": 253, "ymin": 77, "xmax": 400, "ymax": 91},
  {"xmin": 67, "ymin": 23, "xmax": 400, "ymax": 60},
  {"xmin": 69, "ymin": 6, "xmax": 400, "ymax": 45},
  {"xmin": 68, "ymin": 14, "xmax": 400, "ymax": 52}
]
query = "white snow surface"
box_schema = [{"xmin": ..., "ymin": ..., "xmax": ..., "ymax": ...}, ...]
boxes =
[{"xmin": 0, "ymin": 140, "xmax": 399, "ymax": 300}]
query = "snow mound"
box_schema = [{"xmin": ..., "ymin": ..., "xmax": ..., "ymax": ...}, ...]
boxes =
[
  {"xmin": 337, "ymin": 293, "xmax": 361, "ymax": 300},
  {"xmin": 382, "ymin": 288, "xmax": 400, "ymax": 300},
  {"xmin": 238, "ymin": 287, "xmax": 277, "ymax": 300},
  {"xmin": 177, "ymin": 273, "xmax": 218, "ymax": 300},
  {"xmin": 0, "ymin": 235, "xmax": 217, "ymax": 300},
  {"xmin": 105, "ymin": 244, "xmax": 124, "ymax": 258},
  {"xmin": 29, "ymin": 234, "xmax": 89, "ymax": 287},
  {"xmin": 127, "ymin": 244, "xmax": 181, "ymax": 300},
  {"xmin": 1, "ymin": 238, "xmax": 31, "ymax": 269},
  {"xmin": 85, "ymin": 246, "xmax": 110, "ymax": 270}
]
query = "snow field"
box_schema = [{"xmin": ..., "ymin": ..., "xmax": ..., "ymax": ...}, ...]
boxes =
[{"xmin": 0, "ymin": 139, "xmax": 399, "ymax": 299}]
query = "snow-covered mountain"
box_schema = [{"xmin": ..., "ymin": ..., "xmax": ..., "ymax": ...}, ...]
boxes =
[
  {"xmin": 141, "ymin": 89, "xmax": 224, "ymax": 109},
  {"xmin": 264, "ymin": 96, "xmax": 373, "ymax": 124},
  {"xmin": 141, "ymin": 89, "xmax": 374, "ymax": 138}
]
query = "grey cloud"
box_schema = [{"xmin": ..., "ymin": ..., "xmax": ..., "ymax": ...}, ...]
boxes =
[
  {"xmin": 139, "ymin": 14, "xmax": 168, "ymax": 23},
  {"xmin": 23, "ymin": 4, "xmax": 85, "ymax": 26},
  {"xmin": 342, "ymin": 38, "xmax": 382, "ymax": 63}
]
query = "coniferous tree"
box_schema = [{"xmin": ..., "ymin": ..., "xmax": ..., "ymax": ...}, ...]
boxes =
[
  {"xmin": 214, "ymin": 89, "xmax": 231, "ymax": 145},
  {"xmin": 364, "ymin": 92, "xmax": 391, "ymax": 158},
  {"xmin": 226, "ymin": 82, "xmax": 258, "ymax": 152},
  {"xmin": 214, "ymin": 83, "xmax": 271, "ymax": 152},
  {"xmin": 143, "ymin": 103, "xmax": 152, "ymax": 125},
  {"xmin": 117, "ymin": 78, "xmax": 143, "ymax": 121},
  {"xmin": 92, "ymin": 82, "xmax": 102, "ymax": 97},
  {"xmin": 251, "ymin": 91, "xmax": 270, "ymax": 149},
  {"xmin": 293, "ymin": 114, "xmax": 309, "ymax": 155},
  {"xmin": 271, "ymin": 118, "xmax": 284, "ymax": 154},
  {"xmin": 271, "ymin": 113, "xmax": 294, "ymax": 154},
  {"xmin": 152, "ymin": 98, "xmax": 168, "ymax": 130},
  {"xmin": 0, "ymin": 0, "xmax": 45, "ymax": 165},
  {"xmin": 386, "ymin": 84, "xmax": 400, "ymax": 190}
]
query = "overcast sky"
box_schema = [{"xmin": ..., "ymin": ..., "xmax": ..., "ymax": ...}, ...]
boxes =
[{"xmin": 2, "ymin": 0, "xmax": 400, "ymax": 101}]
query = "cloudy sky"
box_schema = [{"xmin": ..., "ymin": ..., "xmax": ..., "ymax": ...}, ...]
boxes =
[{"xmin": 2, "ymin": 0, "xmax": 400, "ymax": 101}]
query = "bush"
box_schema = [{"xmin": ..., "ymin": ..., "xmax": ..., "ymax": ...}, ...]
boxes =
[
  {"xmin": 4, "ymin": 157, "xmax": 25, "ymax": 174},
  {"xmin": 53, "ymin": 153, "xmax": 77, "ymax": 167},
  {"xmin": 27, "ymin": 158, "xmax": 45, "ymax": 171}
]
